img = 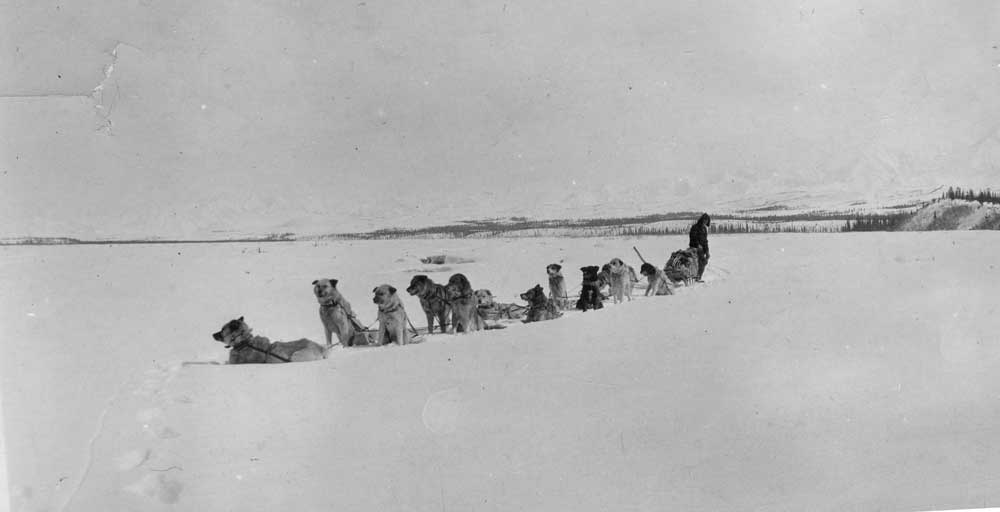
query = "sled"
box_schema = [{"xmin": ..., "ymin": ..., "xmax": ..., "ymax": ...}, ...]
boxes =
[
  {"xmin": 664, "ymin": 248, "xmax": 700, "ymax": 285},
  {"xmin": 634, "ymin": 245, "xmax": 699, "ymax": 286}
]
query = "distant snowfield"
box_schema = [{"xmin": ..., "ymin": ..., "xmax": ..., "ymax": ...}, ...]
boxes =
[{"xmin": 2, "ymin": 233, "xmax": 1000, "ymax": 511}]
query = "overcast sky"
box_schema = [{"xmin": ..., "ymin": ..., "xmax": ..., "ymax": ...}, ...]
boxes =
[{"xmin": 2, "ymin": 0, "xmax": 999, "ymax": 238}]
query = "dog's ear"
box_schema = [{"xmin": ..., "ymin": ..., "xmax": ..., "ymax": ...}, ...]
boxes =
[
  {"xmin": 373, "ymin": 287, "xmax": 379, "ymax": 293},
  {"xmin": 238, "ymin": 316, "xmax": 244, "ymax": 322},
  {"xmin": 553, "ymin": 264, "xmax": 562, "ymax": 271},
  {"xmin": 388, "ymin": 285, "xmax": 397, "ymax": 294},
  {"xmin": 312, "ymin": 280, "xmax": 318, "ymax": 285},
  {"xmin": 329, "ymin": 279, "xmax": 338, "ymax": 287}
]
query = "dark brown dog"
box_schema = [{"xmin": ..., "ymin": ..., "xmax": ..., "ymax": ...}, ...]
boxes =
[
  {"xmin": 546, "ymin": 263, "xmax": 570, "ymax": 310},
  {"xmin": 212, "ymin": 317, "xmax": 327, "ymax": 364},
  {"xmin": 445, "ymin": 273, "xmax": 483, "ymax": 333},
  {"xmin": 405, "ymin": 275, "xmax": 451, "ymax": 334},
  {"xmin": 576, "ymin": 266, "xmax": 604, "ymax": 311},
  {"xmin": 313, "ymin": 278, "xmax": 359, "ymax": 347},
  {"xmin": 520, "ymin": 284, "xmax": 562, "ymax": 323},
  {"xmin": 373, "ymin": 284, "xmax": 412, "ymax": 346}
]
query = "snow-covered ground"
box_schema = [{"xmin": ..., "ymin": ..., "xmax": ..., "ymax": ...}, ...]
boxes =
[{"xmin": 2, "ymin": 233, "xmax": 1000, "ymax": 511}]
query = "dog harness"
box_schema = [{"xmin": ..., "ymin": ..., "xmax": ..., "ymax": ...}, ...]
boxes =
[
  {"xmin": 377, "ymin": 302, "xmax": 403, "ymax": 314},
  {"xmin": 320, "ymin": 299, "xmax": 360, "ymax": 324},
  {"xmin": 377, "ymin": 303, "xmax": 422, "ymax": 338},
  {"xmin": 420, "ymin": 285, "xmax": 450, "ymax": 304},
  {"xmin": 230, "ymin": 335, "xmax": 292, "ymax": 363}
]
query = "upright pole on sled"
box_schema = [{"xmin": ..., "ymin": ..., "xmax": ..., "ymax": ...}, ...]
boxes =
[{"xmin": 633, "ymin": 246, "xmax": 649, "ymax": 265}]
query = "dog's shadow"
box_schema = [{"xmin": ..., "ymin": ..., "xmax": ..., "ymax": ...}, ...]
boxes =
[{"xmin": 181, "ymin": 361, "xmax": 223, "ymax": 367}]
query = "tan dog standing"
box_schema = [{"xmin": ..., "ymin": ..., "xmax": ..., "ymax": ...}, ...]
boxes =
[
  {"xmin": 372, "ymin": 284, "xmax": 412, "ymax": 346},
  {"xmin": 313, "ymin": 278, "xmax": 360, "ymax": 347},
  {"xmin": 640, "ymin": 263, "xmax": 674, "ymax": 296},
  {"xmin": 212, "ymin": 317, "xmax": 328, "ymax": 364},
  {"xmin": 607, "ymin": 258, "xmax": 633, "ymax": 303}
]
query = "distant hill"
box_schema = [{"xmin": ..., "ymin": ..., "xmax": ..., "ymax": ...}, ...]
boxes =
[
  {"xmin": 0, "ymin": 237, "xmax": 82, "ymax": 245},
  {"xmin": 898, "ymin": 199, "xmax": 1000, "ymax": 231},
  {"xmin": 326, "ymin": 197, "xmax": 999, "ymax": 239},
  {"xmin": 3, "ymin": 187, "xmax": 997, "ymax": 244}
]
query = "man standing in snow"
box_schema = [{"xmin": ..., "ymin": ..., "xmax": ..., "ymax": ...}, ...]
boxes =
[{"xmin": 689, "ymin": 213, "xmax": 711, "ymax": 282}]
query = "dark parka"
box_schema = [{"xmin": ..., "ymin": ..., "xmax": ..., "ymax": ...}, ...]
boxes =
[{"xmin": 688, "ymin": 213, "xmax": 710, "ymax": 258}]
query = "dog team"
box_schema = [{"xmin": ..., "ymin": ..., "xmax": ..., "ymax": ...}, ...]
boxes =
[{"xmin": 212, "ymin": 257, "xmax": 684, "ymax": 364}]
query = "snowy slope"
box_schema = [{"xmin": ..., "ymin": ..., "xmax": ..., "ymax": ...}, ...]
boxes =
[
  {"xmin": 898, "ymin": 199, "xmax": 1000, "ymax": 231},
  {"xmin": 3, "ymin": 234, "xmax": 1000, "ymax": 511}
]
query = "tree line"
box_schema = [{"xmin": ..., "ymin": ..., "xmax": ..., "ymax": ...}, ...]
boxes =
[
  {"xmin": 942, "ymin": 187, "xmax": 1000, "ymax": 205},
  {"xmin": 840, "ymin": 213, "xmax": 911, "ymax": 232}
]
